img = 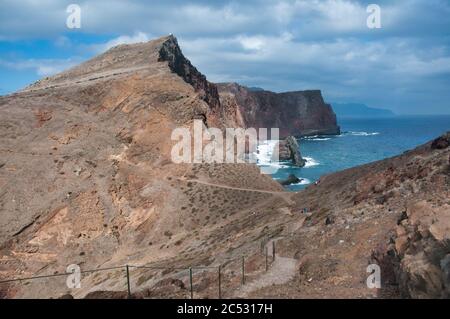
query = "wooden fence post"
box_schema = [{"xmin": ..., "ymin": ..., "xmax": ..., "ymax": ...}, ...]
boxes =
[
  {"xmin": 265, "ymin": 246, "xmax": 268, "ymax": 272},
  {"xmin": 126, "ymin": 265, "xmax": 131, "ymax": 299},
  {"xmin": 189, "ymin": 268, "xmax": 194, "ymax": 299},
  {"xmin": 218, "ymin": 265, "xmax": 222, "ymax": 299},
  {"xmin": 241, "ymin": 256, "xmax": 245, "ymax": 285},
  {"xmin": 272, "ymin": 241, "xmax": 276, "ymax": 262}
]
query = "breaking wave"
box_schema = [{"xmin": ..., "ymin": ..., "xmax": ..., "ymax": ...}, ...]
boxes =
[
  {"xmin": 255, "ymin": 141, "xmax": 319, "ymax": 169},
  {"xmin": 290, "ymin": 178, "xmax": 311, "ymax": 186},
  {"xmin": 304, "ymin": 157, "xmax": 320, "ymax": 168},
  {"xmin": 302, "ymin": 135, "xmax": 332, "ymax": 141},
  {"xmin": 254, "ymin": 140, "xmax": 278, "ymax": 166},
  {"xmin": 344, "ymin": 131, "xmax": 380, "ymax": 136}
]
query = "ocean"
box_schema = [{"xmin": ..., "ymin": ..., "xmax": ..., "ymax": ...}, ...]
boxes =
[{"xmin": 257, "ymin": 115, "xmax": 450, "ymax": 191}]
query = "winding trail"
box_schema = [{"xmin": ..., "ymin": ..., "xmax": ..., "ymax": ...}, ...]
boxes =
[
  {"xmin": 181, "ymin": 178, "xmax": 296, "ymax": 205},
  {"xmin": 234, "ymin": 255, "xmax": 298, "ymax": 298}
]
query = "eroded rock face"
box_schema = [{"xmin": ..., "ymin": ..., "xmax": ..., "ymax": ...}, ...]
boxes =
[
  {"xmin": 279, "ymin": 174, "xmax": 302, "ymax": 186},
  {"xmin": 217, "ymin": 83, "xmax": 340, "ymax": 138},
  {"xmin": 394, "ymin": 201, "xmax": 450, "ymax": 298},
  {"xmin": 274, "ymin": 136, "xmax": 306, "ymax": 167},
  {"xmin": 158, "ymin": 35, "xmax": 221, "ymax": 113},
  {"xmin": 431, "ymin": 132, "xmax": 450, "ymax": 150}
]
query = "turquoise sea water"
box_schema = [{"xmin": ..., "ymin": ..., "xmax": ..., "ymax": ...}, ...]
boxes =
[{"xmin": 263, "ymin": 115, "xmax": 450, "ymax": 191}]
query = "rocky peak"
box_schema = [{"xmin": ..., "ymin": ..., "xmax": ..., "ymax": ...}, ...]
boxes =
[
  {"xmin": 431, "ymin": 132, "xmax": 450, "ymax": 150},
  {"xmin": 22, "ymin": 35, "xmax": 220, "ymax": 113},
  {"xmin": 158, "ymin": 35, "xmax": 221, "ymax": 110}
]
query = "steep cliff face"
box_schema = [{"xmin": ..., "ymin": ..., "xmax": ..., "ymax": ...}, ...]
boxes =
[
  {"xmin": 158, "ymin": 36, "xmax": 221, "ymax": 112},
  {"xmin": 217, "ymin": 83, "xmax": 340, "ymax": 138}
]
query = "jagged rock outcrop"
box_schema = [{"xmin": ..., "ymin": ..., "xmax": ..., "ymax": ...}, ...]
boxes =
[
  {"xmin": 22, "ymin": 35, "xmax": 221, "ymax": 128},
  {"xmin": 279, "ymin": 174, "xmax": 303, "ymax": 186},
  {"xmin": 394, "ymin": 201, "xmax": 450, "ymax": 298},
  {"xmin": 217, "ymin": 82, "xmax": 340, "ymax": 138},
  {"xmin": 387, "ymin": 134, "xmax": 450, "ymax": 298},
  {"xmin": 158, "ymin": 36, "xmax": 221, "ymax": 112},
  {"xmin": 431, "ymin": 132, "xmax": 450, "ymax": 150},
  {"xmin": 274, "ymin": 136, "xmax": 306, "ymax": 167}
]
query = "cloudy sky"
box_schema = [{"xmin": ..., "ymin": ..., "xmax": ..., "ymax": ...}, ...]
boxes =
[{"xmin": 1, "ymin": 0, "xmax": 449, "ymax": 114}]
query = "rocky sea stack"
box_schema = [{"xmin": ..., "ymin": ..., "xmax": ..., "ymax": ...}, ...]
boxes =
[
  {"xmin": 274, "ymin": 136, "xmax": 306, "ymax": 167},
  {"xmin": 279, "ymin": 174, "xmax": 303, "ymax": 186}
]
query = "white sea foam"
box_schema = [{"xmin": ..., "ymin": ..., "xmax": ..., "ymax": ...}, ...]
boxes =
[
  {"xmin": 254, "ymin": 140, "xmax": 292, "ymax": 171},
  {"xmin": 255, "ymin": 141, "xmax": 320, "ymax": 170},
  {"xmin": 346, "ymin": 131, "xmax": 380, "ymax": 136},
  {"xmin": 254, "ymin": 140, "xmax": 277, "ymax": 166},
  {"xmin": 290, "ymin": 178, "xmax": 311, "ymax": 186},
  {"xmin": 302, "ymin": 135, "xmax": 332, "ymax": 141},
  {"xmin": 303, "ymin": 157, "xmax": 320, "ymax": 168}
]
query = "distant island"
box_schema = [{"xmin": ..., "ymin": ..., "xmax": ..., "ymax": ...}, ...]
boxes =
[{"xmin": 332, "ymin": 102, "xmax": 395, "ymax": 118}]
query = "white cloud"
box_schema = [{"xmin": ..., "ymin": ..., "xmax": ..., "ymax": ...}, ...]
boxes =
[
  {"xmin": 313, "ymin": 0, "xmax": 366, "ymax": 31},
  {"xmin": 54, "ymin": 35, "xmax": 72, "ymax": 48},
  {"xmin": 1, "ymin": 0, "xmax": 448, "ymax": 40},
  {"xmin": 1, "ymin": 0, "xmax": 450, "ymax": 113},
  {"xmin": 0, "ymin": 58, "xmax": 79, "ymax": 77},
  {"xmin": 237, "ymin": 36, "xmax": 266, "ymax": 52},
  {"xmin": 179, "ymin": 31, "xmax": 450, "ymax": 111},
  {"xmin": 257, "ymin": 0, "xmax": 368, "ymax": 37},
  {"xmin": 91, "ymin": 31, "xmax": 151, "ymax": 53},
  {"xmin": 179, "ymin": 4, "xmax": 249, "ymax": 30}
]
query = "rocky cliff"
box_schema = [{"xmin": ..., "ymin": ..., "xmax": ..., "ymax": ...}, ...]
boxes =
[
  {"xmin": 217, "ymin": 82, "xmax": 340, "ymax": 138},
  {"xmin": 158, "ymin": 36, "xmax": 221, "ymax": 113}
]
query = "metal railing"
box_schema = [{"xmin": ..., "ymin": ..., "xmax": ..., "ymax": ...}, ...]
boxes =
[{"xmin": 0, "ymin": 240, "xmax": 277, "ymax": 299}]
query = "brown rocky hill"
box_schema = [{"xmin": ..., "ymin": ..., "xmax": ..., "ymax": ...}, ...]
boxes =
[
  {"xmin": 217, "ymin": 82, "xmax": 340, "ymax": 138},
  {"xmin": 0, "ymin": 35, "xmax": 286, "ymax": 298}
]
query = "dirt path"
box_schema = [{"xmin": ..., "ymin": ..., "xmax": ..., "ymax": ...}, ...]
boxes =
[
  {"xmin": 20, "ymin": 66, "xmax": 152, "ymax": 93},
  {"xmin": 234, "ymin": 255, "xmax": 298, "ymax": 298},
  {"xmin": 182, "ymin": 179, "xmax": 295, "ymax": 205}
]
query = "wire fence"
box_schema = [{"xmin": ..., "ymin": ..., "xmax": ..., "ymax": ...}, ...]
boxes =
[{"xmin": 0, "ymin": 240, "xmax": 278, "ymax": 299}]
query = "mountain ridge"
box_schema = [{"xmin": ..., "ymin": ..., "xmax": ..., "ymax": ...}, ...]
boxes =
[{"xmin": 332, "ymin": 102, "xmax": 395, "ymax": 118}]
